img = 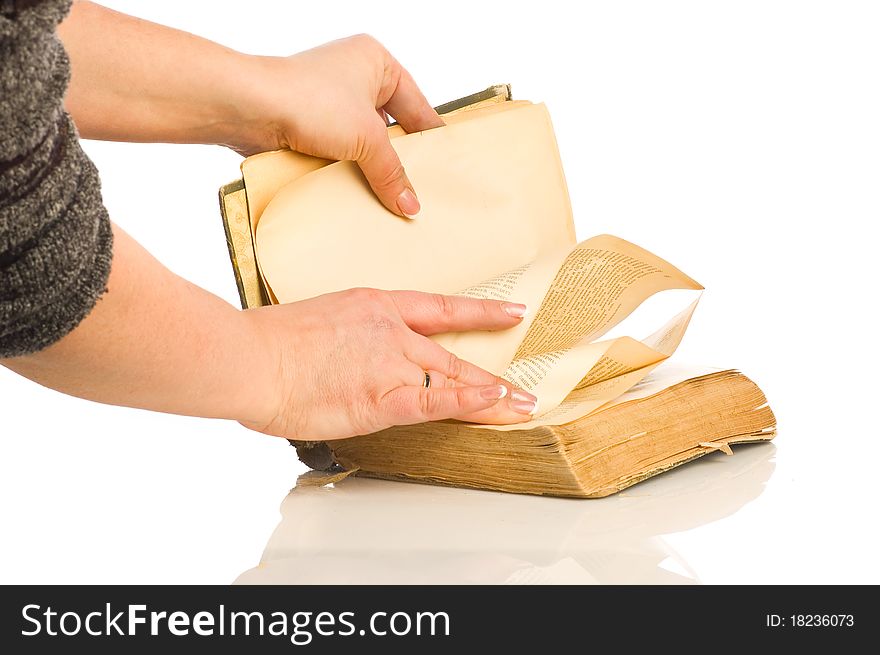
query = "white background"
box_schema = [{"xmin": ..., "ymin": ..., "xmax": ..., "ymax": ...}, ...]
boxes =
[{"xmin": 1, "ymin": 0, "xmax": 878, "ymax": 584}]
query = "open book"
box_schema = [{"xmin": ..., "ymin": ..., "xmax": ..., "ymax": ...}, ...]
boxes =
[{"xmin": 220, "ymin": 86, "xmax": 776, "ymax": 498}]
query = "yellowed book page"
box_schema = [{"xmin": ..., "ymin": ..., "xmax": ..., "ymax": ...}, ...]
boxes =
[
  {"xmin": 240, "ymin": 101, "xmax": 534, "ymax": 233},
  {"xmin": 522, "ymin": 363, "xmax": 666, "ymax": 428},
  {"xmin": 254, "ymin": 102, "xmax": 575, "ymax": 304},
  {"xmin": 479, "ymin": 298, "xmax": 699, "ymax": 430},
  {"xmin": 431, "ymin": 241, "xmax": 573, "ymax": 375},
  {"xmin": 504, "ymin": 339, "xmax": 622, "ymax": 415},
  {"xmin": 240, "ymin": 150, "xmax": 330, "ymax": 304},
  {"xmin": 434, "ymin": 233, "xmax": 700, "ymax": 378},
  {"xmin": 520, "ymin": 359, "xmax": 725, "ymax": 429},
  {"xmin": 599, "ymin": 362, "xmax": 728, "ymax": 409},
  {"xmin": 242, "ymin": 152, "xmax": 330, "ymax": 237},
  {"xmin": 513, "ymin": 234, "xmax": 702, "ymax": 360}
]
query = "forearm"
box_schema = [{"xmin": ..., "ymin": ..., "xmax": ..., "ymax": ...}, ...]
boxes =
[
  {"xmin": 59, "ymin": 5, "xmax": 445, "ymax": 216},
  {"xmin": 58, "ymin": 1, "xmax": 268, "ymax": 150},
  {"xmin": 2, "ymin": 224, "xmax": 272, "ymax": 426}
]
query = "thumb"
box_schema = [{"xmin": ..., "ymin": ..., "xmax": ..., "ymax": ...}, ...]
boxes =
[{"xmin": 357, "ymin": 118, "xmax": 420, "ymax": 218}]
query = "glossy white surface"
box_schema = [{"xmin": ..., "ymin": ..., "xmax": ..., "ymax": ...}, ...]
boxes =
[
  {"xmin": 236, "ymin": 444, "xmax": 776, "ymax": 584},
  {"xmin": 1, "ymin": 0, "xmax": 878, "ymax": 584}
]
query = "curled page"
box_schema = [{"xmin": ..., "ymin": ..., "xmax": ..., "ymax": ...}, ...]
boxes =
[
  {"xmin": 434, "ymin": 234, "xmax": 703, "ymax": 421},
  {"xmin": 433, "ymin": 235, "xmax": 701, "ymax": 378},
  {"xmin": 481, "ymin": 299, "xmax": 701, "ymax": 430},
  {"xmin": 512, "ymin": 234, "xmax": 702, "ymax": 358},
  {"xmin": 431, "ymin": 241, "xmax": 574, "ymax": 375}
]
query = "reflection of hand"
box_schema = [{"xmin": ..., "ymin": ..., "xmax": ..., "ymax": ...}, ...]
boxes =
[
  {"xmin": 242, "ymin": 289, "xmax": 538, "ymax": 440},
  {"xmin": 235, "ymin": 34, "xmax": 444, "ymax": 217}
]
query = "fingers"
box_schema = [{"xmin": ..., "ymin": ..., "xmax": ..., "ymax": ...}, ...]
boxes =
[
  {"xmin": 405, "ymin": 335, "xmax": 502, "ymax": 387},
  {"xmin": 453, "ymin": 392, "xmax": 538, "ymax": 424},
  {"xmin": 356, "ymin": 117, "xmax": 420, "ymax": 218},
  {"xmin": 390, "ymin": 290, "xmax": 528, "ymax": 336},
  {"xmin": 404, "ymin": 336, "xmax": 539, "ymax": 421},
  {"xmin": 378, "ymin": 383, "xmax": 527, "ymax": 425},
  {"xmin": 380, "ymin": 60, "xmax": 446, "ymax": 134}
]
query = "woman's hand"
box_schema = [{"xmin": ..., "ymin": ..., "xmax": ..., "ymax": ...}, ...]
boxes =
[
  {"xmin": 236, "ymin": 34, "xmax": 444, "ymax": 218},
  {"xmin": 60, "ymin": 6, "xmax": 440, "ymax": 216},
  {"xmin": 242, "ymin": 288, "xmax": 538, "ymax": 440},
  {"xmin": 4, "ymin": 227, "xmax": 536, "ymax": 441},
  {"xmin": 61, "ymin": 4, "xmax": 442, "ymax": 215}
]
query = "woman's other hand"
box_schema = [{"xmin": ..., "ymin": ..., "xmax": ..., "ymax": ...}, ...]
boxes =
[{"xmin": 242, "ymin": 289, "xmax": 538, "ymax": 440}]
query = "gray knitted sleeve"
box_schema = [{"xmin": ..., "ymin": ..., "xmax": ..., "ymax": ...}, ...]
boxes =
[{"xmin": 0, "ymin": 0, "xmax": 113, "ymax": 358}]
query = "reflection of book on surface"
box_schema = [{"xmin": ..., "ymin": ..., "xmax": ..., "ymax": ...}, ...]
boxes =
[
  {"xmin": 235, "ymin": 442, "xmax": 776, "ymax": 584},
  {"xmin": 219, "ymin": 86, "xmax": 776, "ymax": 498}
]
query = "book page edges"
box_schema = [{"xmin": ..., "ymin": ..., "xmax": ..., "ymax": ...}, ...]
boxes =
[
  {"xmin": 588, "ymin": 430, "xmax": 775, "ymax": 498},
  {"xmin": 345, "ymin": 430, "xmax": 775, "ymax": 499},
  {"xmin": 333, "ymin": 423, "xmax": 585, "ymax": 497},
  {"xmin": 331, "ymin": 370, "xmax": 776, "ymax": 499}
]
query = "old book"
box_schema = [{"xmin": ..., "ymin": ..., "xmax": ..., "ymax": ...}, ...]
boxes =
[
  {"xmin": 219, "ymin": 86, "xmax": 776, "ymax": 498},
  {"xmin": 328, "ymin": 367, "xmax": 774, "ymax": 498}
]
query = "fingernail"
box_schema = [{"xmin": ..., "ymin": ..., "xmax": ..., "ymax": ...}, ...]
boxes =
[
  {"xmin": 480, "ymin": 385, "xmax": 508, "ymax": 401},
  {"xmin": 397, "ymin": 188, "xmax": 420, "ymax": 218},
  {"xmin": 511, "ymin": 399, "xmax": 538, "ymax": 415},
  {"xmin": 502, "ymin": 302, "xmax": 528, "ymax": 318},
  {"xmin": 511, "ymin": 389, "xmax": 537, "ymax": 403}
]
